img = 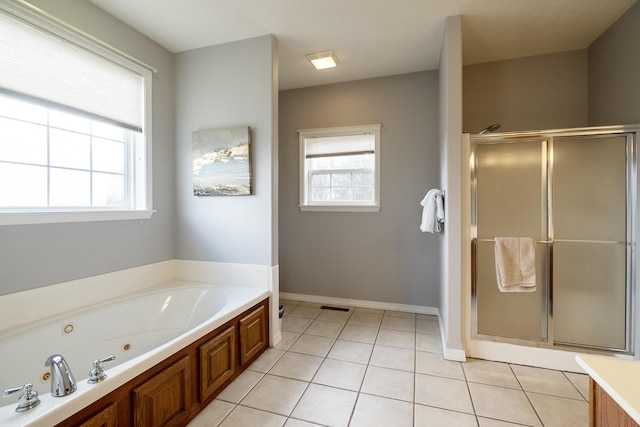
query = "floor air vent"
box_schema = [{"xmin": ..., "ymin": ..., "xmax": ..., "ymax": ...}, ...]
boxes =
[{"xmin": 320, "ymin": 305, "xmax": 350, "ymax": 312}]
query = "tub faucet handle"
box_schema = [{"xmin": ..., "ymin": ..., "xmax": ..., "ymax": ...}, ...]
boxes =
[
  {"xmin": 45, "ymin": 354, "xmax": 77, "ymax": 396},
  {"xmin": 88, "ymin": 355, "xmax": 116, "ymax": 384},
  {"xmin": 3, "ymin": 383, "xmax": 41, "ymax": 412}
]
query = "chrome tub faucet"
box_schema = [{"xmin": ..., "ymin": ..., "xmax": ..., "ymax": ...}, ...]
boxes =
[{"xmin": 45, "ymin": 354, "xmax": 76, "ymax": 396}]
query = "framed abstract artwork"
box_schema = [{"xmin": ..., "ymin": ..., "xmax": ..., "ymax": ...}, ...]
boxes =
[{"xmin": 192, "ymin": 126, "xmax": 251, "ymax": 196}]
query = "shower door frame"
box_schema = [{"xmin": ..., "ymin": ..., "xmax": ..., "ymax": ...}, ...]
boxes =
[{"xmin": 470, "ymin": 125, "xmax": 638, "ymax": 355}]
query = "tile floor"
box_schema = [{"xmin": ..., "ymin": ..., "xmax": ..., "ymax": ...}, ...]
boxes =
[{"xmin": 188, "ymin": 300, "xmax": 590, "ymax": 427}]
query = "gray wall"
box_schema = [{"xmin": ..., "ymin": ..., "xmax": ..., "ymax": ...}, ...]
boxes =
[
  {"xmin": 0, "ymin": 0, "xmax": 176, "ymax": 296},
  {"xmin": 589, "ymin": 1, "xmax": 640, "ymax": 126},
  {"xmin": 279, "ymin": 72, "xmax": 441, "ymax": 306},
  {"xmin": 174, "ymin": 36, "xmax": 278, "ymax": 267},
  {"xmin": 463, "ymin": 50, "xmax": 589, "ymax": 133}
]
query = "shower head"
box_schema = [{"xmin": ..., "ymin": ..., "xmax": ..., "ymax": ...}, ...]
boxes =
[{"xmin": 479, "ymin": 124, "xmax": 501, "ymax": 134}]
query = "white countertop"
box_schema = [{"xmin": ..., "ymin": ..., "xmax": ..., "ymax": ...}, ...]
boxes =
[{"xmin": 576, "ymin": 354, "xmax": 640, "ymax": 424}]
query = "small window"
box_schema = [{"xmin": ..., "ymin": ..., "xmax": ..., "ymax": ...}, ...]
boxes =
[
  {"xmin": 0, "ymin": 1, "xmax": 153, "ymax": 225},
  {"xmin": 299, "ymin": 124, "xmax": 381, "ymax": 212}
]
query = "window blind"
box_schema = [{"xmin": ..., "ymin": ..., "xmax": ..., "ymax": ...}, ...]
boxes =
[
  {"xmin": 305, "ymin": 134, "xmax": 375, "ymax": 158},
  {"xmin": 0, "ymin": 8, "xmax": 145, "ymax": 131}
]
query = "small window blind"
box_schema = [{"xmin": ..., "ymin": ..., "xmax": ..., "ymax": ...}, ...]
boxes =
[
  {"xmin": 0, "ymin": 7, "xmax": 146, "ymax": 131},
  {"xmin": 304, "ymin": 134, "xmax": 375, "ymax": 159}
]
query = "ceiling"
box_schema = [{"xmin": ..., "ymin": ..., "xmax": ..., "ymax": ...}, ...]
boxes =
[{"xmin": 89, "ymin": 0, "xmax": 637, "ymax": 91}]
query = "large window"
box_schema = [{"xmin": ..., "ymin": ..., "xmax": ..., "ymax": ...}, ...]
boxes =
[
  {"xmin": 0, "ymin": 0, "xmax": 153, "ymax": 225},
  {"xmin": 299, "ymin": 124, "xmax": 381, "ymax": 212}
]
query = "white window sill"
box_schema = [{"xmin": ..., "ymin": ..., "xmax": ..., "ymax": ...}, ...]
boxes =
[
  {"xmin": 0, "ymin": 209, "xmax": 156, "ymax": 226},
  {"xmin": 298, "ymin": 205, "xmax": 380, "ymax": 213}
]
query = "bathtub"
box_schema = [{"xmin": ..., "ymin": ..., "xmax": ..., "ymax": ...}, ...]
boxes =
[{"xmin": 0, "ymin": 281, "xmax": 270, "ymax": 427}]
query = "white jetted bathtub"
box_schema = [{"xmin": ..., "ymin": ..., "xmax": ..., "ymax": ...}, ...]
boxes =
[{"xmin": 0, "ymin": 281, "xmax": 270, "ymax": 426}]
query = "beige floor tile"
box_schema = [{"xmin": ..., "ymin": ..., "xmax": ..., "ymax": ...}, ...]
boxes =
[
  {"xmin": 361, "ymin": 365, "xmax": 414, "ymax": 402},
  {"xmin": 477, "ymin": 418, "xmax": 526, "ymax": 427},
  {"xmin": 564, "ymin": 371, "xmax": 590, "ymax": 401},
  {"xmin": 240, "ymin": 374, "xmax": 308, "ymax": 416},
  {"xmin": 316, "ymin": 308, "xmax": 352, "ymax": 323},
  {"xmin": 415, "ymin": 404, "xmax": 478, "ymax": 427},
  {"xmin": 299, "ymin": 302, "xmax": 324, "ymax": 308},
  {"xmin": 416, "ymin": 333, "xmax": 442, "ymax": 353},
  {"xmin": 288, "ymin": 306, "xmax": 322, "ymax": 320},
  {"xmin": 338, "ymin": 324, "xmax": 379, "ymax": 344},
  {"xmin": 369, "ymin": 344, "xmax": 415, "ymax": 372},
  {"xmin": 280, "ymin": 299, "xmax": 301, "ymax": 306},
  {"xmin": 415, "ymin": 350, "xmax": 465, "ymax": 380},
  {"xmin": 383, "ymin": 310, "xmax": 416, "ymax": 318},
  {"xmin": 347, "ymin": 311, "xmax": 383, "ymax": 327},
  {"xmin": 282, "ymin": 304, "xmax": 299, "ymax": 316},
  {"xmin": 289, "ymin": 334, "xmax": 335, "ymax": 357},
  {"xmin": 349, "ymin": 393, "xmax": 413, "ymax": 427},
  {"xmin": 528, "ymin": 392, "xmax": 589, "ymax": 427},
  {"xmin": 327, "ymin": 339, "xmax": 373, "ymax": 364},
  {"xmin": 188, "ymin": 399, "xmax": 235, "ymax": 427},
  {"xmin": 284, "ymin": 419, "xmax": 324, "ymax": 427},
  {"xmin": 381, "ymin": 315, "xmax": 416, "ymax": 332},
  {"xmin": 274, "ymin": 331, "xmax": 300, "ymax": 351},
  {"xmin": 463, "ymin": 359, "xmax": 521, "ymax": 389},
  {"xmin": 511, "ymin": 364, "xmax": 584, "ymax": 399},
  {"xmin": 217, "ymin": 370, "xmax": 264, "ymax": 403},
  {"xmin": 289, "ymin": 306, "xmax": 321, "ymax": 319},
  {"xmin": 415, "ymin": 373, "xmax": 474, "ymax": 414},
  {"xmin": 353, "ymin": 307, "xmax": 385, "ymax": 315},
  {"xmin": 247, "ymin": 348, "xmax": 285, "ymax": 373},
  {"xmin": 312, "ymin": 358, "xmax": 367, "ymax": 391},
  {"xmin": 282, "ymin": 316, "xmax": 313, "ymax": 333},
  {"xmin": 416, "ymin": 318, "xmax": 440, "ymax": 335},
  {"xmin": 469, "ymin": 382, "xmax": 542, "ymax": 426},
  {"xmin": 268, "ymin": 351, "xmax": 323, "ymax": 381},
  {"xmin": 290, "ymin": 383, "xmax": 358, "ymax": 427},
  {"xmin": 304, "ymin": 319, "xmax": 345, "ymax": 338},
  {"xmin": 375, "ymin": 328, "xmax": 415, "ymax": 349},
  {"xmin": 218, "ymin": 405, "xmax": 286, "ymax": 427}
]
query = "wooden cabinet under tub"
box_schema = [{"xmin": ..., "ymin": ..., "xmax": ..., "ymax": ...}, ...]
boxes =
[
  {"xmin": 77, "ymin": 402, "xmax": 117, "ymax": 427},
  {"xmin": 239, "ymin": 304, "xmax": 268, "ymax": 365},
  {"xmin": 200, "ymin": 325, "xmax": 237, "ymax": 401},
  {"xmin": 56, "ymin": 298, "xmax": 269, "ymax": 427}
]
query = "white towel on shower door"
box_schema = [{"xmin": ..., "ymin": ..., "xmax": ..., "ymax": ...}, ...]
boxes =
[{"xmin": 494, "ymin": 237, "xmax": 536, "ymax": 292}]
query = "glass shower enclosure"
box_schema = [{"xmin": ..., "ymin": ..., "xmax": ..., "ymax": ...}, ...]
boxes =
[{"xmin": 471, "ymin": 126, "xmax": 637, "ymax": 353}]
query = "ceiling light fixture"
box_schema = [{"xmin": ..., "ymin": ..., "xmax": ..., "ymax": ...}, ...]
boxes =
[{"xmin": 306, "ymin": 50, "xmax": 338, "ymax": 70}]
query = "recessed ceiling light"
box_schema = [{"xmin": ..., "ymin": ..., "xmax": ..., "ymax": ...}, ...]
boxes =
[{"xmin": 306, "ymin": 51, "xmax": 338, "ymax": 70}]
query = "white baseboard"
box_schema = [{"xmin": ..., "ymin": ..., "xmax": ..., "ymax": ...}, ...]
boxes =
[
  {"xmin": 436, "ymin": 312, "xmax": 467, "ymax": 362},
  {"xmin": 279, "ymin": 292, "xmax": 438, "ymax": 316}
]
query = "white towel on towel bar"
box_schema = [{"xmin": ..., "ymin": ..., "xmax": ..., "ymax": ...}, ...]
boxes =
[
  {"xmin": 420, "ymin": 189, "xmax": 444, "ymax": 233},
  {"xmin": 494, "ymin": 237, "xmax": 536, "ymax": 292}
]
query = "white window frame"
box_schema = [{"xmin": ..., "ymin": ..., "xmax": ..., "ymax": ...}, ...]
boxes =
[
  {"xmin": 0, "ymin": 0, "xmax": 155, "ymax": 225},
  {"xmin": 298, "ymin": 124, "xmax": 381, "ymax": 212}
]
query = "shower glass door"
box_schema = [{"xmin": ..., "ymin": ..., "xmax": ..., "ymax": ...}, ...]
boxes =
[
  {"xmin": 473, "ymin": 139, "xmax": 549, "ymax": 341},
  {"xmin": 552, "ymin": 135, "xmax": 630, "ymax": 350},
  {"xmin": 472, "ymin": 129, "xmax": 634, "ymax": 352}
]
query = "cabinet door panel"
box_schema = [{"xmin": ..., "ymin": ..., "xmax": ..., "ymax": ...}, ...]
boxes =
[
  {"xmin": 78, "ymin": 403, "xmax": 117, "ymax": 427},
  {"xmin": 200, "ymin": 325, "xmax": 237, "ymax": 401},
  {"xmin": 133, "ymin": 356, "xmax": 193, "ymax": 427},
  {"xmin": 239, "ymin": 304, "xmax": 267, "ymax": 365}
]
